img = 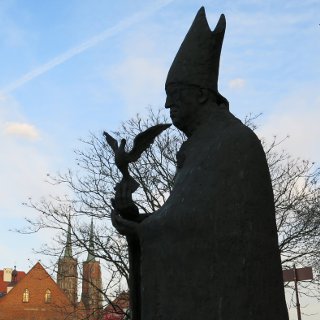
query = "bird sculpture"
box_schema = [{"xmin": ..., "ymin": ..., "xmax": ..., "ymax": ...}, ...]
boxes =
[{"xmin": 103, "ymin": 123, "xmax": 171, "ymax": 194}]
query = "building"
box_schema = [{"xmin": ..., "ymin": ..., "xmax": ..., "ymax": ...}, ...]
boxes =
[
  {"xmin": 0, "ymin": 219, "xmax": 104, "ymax": 320},
  {"xmin": 0, "ymin": 266, "xmax": 26, "ymax": 298},
  {"xmin": 81, "ymin": 220, "xmax": 103, "ymax": 320},
  {"xmin": 0, "ymin": 262, "xmax": 85, "ymax": 320},
  {"xmin": 104, "ymin": 292, "xmax": 129, "ymax": 320},
  {"xmin": 57, "ymin": 222, "xmax": 78, "ymax": 306}
]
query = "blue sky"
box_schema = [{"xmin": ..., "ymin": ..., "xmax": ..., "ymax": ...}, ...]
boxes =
[{"xmin": 0, "ymin": 0, "xmax": 319, "ymax": 316}]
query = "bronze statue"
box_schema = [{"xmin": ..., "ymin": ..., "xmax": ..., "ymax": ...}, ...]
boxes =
[
  {"xmin": 104, "ymin": 124, "xmax": 171, "ymax": 320},
  {"xmin": 111, "ymin": 7, "xmax": 289, "ymax": 320}
]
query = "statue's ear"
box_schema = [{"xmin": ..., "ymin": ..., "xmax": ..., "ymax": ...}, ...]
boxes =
[{"xmin": 198, "ymin": 88, "xmax": 209, "ymax": 104}]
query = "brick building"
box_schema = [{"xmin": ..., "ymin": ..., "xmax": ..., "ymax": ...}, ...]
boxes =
[
  {"xmin": 0, "ymin": 266, "xmax": 26, "ymax": 298},
  {"xmin": 81, "ymin": 220, "xmax": 103, "ymax": 320},
  {"xmin": 0, "ymin": 220, "xmax": 103, "ymax": 320},
  {"xmin": 57, "ymin": 222, "xmax": 78, "ymax": 306},
  {"xmin": 0, "ymin": 262, "xmax": 85, "ymax": 320}
]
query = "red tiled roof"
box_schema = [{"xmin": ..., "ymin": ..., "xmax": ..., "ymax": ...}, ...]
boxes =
[{"xmin": 0, "ymin": 269, "xmax": 26, "ymax": 295}]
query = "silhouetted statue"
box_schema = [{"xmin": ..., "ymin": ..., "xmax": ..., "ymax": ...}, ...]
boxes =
[
  {"xmin": 105, "ymin": 124, "xmax": 171, "ymax": 320},
  {"xmin": 111, "ymin": 7, "xmax": 289, "ymax": 320}
]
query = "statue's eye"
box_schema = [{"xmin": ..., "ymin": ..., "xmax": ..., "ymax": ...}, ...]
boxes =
[
  {"xmin": 170, "ymin": 89, "xmax": 180, "ymax": 101},
  {"xmin": 166, "ymin": 85, "xmax": 181, "ymax": 101}
]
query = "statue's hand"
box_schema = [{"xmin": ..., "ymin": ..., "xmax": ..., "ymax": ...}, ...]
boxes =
[
  {"xmin": 112, "ymin": 181, "xmax": 140, "ymax": 220},
  {"xmin": 111, "ymin": 181, "xmax": 140, "ymax": 236},
  {"xmin": 111, "ymin": 209, "xmax": 139, "ymax": 236}
]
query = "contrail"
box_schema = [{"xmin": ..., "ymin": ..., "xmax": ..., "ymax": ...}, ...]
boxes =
[{"xmin": 0, "ymin": 0, "xmax": 173, "ymax": 94}]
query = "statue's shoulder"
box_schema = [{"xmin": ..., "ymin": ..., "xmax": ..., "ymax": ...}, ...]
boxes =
[
  {"xmin": 228, "ymin": 112, "xmax": 259, "ymax": 137},
  {"xmin": 217, "ymin": 112, "xmax": 264, "ymax": 153}
]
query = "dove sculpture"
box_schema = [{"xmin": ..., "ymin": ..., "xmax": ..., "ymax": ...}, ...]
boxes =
[{"xmin": 103, "ymin": 123, "xmax": 171, "ymax": 193}]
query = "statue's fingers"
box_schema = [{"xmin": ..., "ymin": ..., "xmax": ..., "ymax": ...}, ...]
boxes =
[
  {"xmin": 111, "ymin": 211, "xmax": 130, "ymax": 235},
  {"xmin": 111, "ymin": 209, "xmax": 123, "ymax": 230}
]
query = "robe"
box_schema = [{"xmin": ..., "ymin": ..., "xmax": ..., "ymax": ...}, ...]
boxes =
[{"xmin": 138, "ymin": 108, "xmax": 288, "ymax": 320}]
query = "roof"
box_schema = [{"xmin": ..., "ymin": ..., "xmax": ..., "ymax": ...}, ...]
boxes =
[
  {"xmin": 0, "ymin": 269, "xmax": 26, "ymax": 295},
  {"xmin": 0, "ymin": 262, "xmax": 74, "ymax": 304},
  {"xmin": 104, "ymin": 292, "xmax": 129, "ymax": 320},
  {"xmin": 0, "ymin": 262, "xmax": 79, "ymax": 319}
]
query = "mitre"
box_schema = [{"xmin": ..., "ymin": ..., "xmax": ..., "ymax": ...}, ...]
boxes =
[{"xmin": 166, "ymin": 7, "xmax": 228, "ymax": 105}]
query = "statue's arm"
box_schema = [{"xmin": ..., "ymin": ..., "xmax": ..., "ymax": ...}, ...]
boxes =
[
  {"xmin": 111, "ymin": 181, "xmax": 151, "ymax": 236},
  {"xmin": 111, "ymin": 180, "xmax": 149, "ymax": 320}
]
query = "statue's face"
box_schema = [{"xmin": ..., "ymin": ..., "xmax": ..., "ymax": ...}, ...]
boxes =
[{"xmin": 165, "ymin": 84, "xmax": 198, "ymax": 132}]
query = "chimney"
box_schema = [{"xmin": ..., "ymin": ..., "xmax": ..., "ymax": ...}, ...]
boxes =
[{"xmin": 3, "ymin": 268, "xmax": 12, "ymax": 282}]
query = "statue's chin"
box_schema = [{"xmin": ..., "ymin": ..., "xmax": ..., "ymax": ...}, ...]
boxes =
[
  {"xmin": 170, "ymin": 118, "xmax": 190, "ymax": 135},
  {"xmin": 172, "ymin": 121, "xmax": 183, "ymax": 132},
  {"xmin": 170, "ymin": 117, "xmax": 182, "ymax": 129}
]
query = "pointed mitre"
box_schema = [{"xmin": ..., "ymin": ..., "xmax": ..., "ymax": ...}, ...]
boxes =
[{"xmin": 166, "ymin": 7, "xmax": 227, "ymax": 104}]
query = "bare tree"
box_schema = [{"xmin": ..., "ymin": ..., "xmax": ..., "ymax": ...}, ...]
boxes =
[
  {"xmin": 264, "ymin": 136, "xmax": 320, "ymax": 302},
  {"xmin": 22, "ymin": 109, "xmax": 320, "ymax": 315},
  {"xmin": 21, "ymin": 108, "xmax": 182, "ymax": 319}
]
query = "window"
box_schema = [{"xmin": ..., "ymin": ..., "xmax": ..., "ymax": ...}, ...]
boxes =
[
  {"xmin": 45, "ymin": 289, "xmax": 52, "ymax": 303},
  {"xmin": 22, "ymin": 289, "xmax": 29, "ymax": 302}
]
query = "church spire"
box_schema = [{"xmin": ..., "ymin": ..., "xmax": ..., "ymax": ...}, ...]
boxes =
[
  {"xmin": 86, "ymin": 218, "xmax": 95, "ymax": 262},
  {"xmin": 82, "ymin": 217, "xmax": 102, "ymax": 315},
  {"xmin": 57, "ymin": 215, "xmax": 78, "ymax": 305},
  {"xmin": 64, "ymin": 217, "xmax": 73, "ymax": 258}
]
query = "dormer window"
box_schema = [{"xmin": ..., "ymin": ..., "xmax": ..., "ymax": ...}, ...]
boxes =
[
  {"xmin": 22, "ymin": 288, "xmax": 29, "ymax": 302},
  {"xmin": 45, "ymin": 289, "xmax": 52, "ymax": 303}
]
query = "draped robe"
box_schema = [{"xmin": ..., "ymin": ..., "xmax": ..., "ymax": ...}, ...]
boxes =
[{"xmin": 137, "ymin": 109, "xmax": 288, "ymax": 320}]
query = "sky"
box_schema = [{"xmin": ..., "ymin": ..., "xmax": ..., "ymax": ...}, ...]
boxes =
[{"xmin": 0, "ymin": 0, "xmax": 319, "ymax": 317}]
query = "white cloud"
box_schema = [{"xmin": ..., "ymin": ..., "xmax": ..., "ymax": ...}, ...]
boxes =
[
  {"xmin": 0, "ymin": 137, "xmax": 54, "ymax": 217},
  {"xmin": 228, "ymin": 78, "xmax": 246, "ymax": 89},
  {"xmin": 0, "ymin": 95, "xmax": 68, "ymax": 218},
  {"xmin": 4, "ymin": 122, "xmax": 40, "ymax": 140},
  {"xmin": 0, "ymin": 95, "xmax": 71, "ymax": 271},
  {"xmin": 258, "ymin": 87, "xmax": 320, "ymax": 163}
]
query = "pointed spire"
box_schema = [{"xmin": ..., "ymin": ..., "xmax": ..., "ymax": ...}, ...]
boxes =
[
  {"xmin": 86, "ymin": 218, "xmax": 95, "ymax": 262},
  {"xmin": 64, "ymin": 216, "xmax": 73, "ymax": 258}
]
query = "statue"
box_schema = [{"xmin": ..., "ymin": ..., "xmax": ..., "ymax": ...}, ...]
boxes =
[
  {"xmin": 104, "ymin": 124, "xmax": 171, "ymax": 320},
  {"xmin": 110, "ymin": 7, "xmax": 289, "ymax": 320}
]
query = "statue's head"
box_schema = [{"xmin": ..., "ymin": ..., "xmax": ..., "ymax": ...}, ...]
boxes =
[
  {"xmin": 165, "ymin": 83, "xmax": 228, "ymax": 134},
  {"xmin": 164, "ymin": 84, "xmax": 209, "ymax": 133},
  {"xmin": 165, "ymin": 8, "xmax": 228, "ymax": 135}
]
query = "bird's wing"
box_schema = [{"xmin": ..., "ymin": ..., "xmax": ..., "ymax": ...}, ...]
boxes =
[
  {"xmin": 129, "ymin": 123, "xmax": 171, "ymax": 162},
  {"xmin": 103, "ymin": 131, "xmax": 118, "ymax": 153}
]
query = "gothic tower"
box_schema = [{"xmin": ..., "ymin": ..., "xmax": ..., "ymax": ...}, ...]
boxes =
[
  {"xmin": 81, "ymin": 219, "xmax": 103, "ymax": 319},
  {"xmin": 57, "ymin": 220, "xmax": 78, "ymax": 305}
]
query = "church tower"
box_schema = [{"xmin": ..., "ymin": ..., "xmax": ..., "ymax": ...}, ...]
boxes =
[
  {"xmin": 57, "ymin": 220, "xmax": 78, "ymax": 305},
  {"xmin": 81, "ymin": 219, "xmax": 103, "ymax": 319}
]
